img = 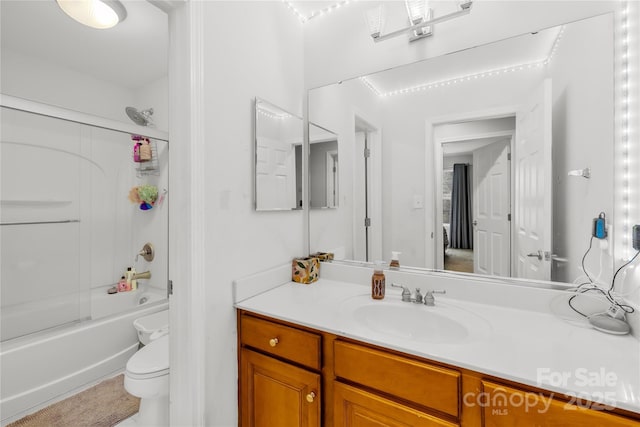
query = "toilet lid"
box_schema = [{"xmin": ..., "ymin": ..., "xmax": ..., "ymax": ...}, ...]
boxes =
[{"xmin": 127, "ymin": 335, "xmax": 169, "ymax": 378}]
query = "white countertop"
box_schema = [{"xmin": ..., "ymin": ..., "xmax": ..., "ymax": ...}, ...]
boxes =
[{"xmin": 235, "ymin": 273, "xmax": 640, "ymax": 414}]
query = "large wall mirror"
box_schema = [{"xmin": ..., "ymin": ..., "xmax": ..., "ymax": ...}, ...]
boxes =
[
  {"xmin": 254, "ymin": 98, "xmax": 303, "ymax": 211},
  {"xmin": 310, "ymin": 123, "xmax": 339, "ymax": 209},
  {"xmin": 309, "ymin": 12, "xmax": 615, "ymax": 287}
]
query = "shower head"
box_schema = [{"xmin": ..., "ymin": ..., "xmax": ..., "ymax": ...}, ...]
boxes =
[{"xmin": 126, "ymin": 107, "xmax": 154, "ymax": 126}]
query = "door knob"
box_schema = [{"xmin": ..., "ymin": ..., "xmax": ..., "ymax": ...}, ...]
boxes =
[
  {"xmin": 526, "ymin": 251, "xmax": 543, "ymax": 261},
  {"xmin": 269, "ymin": 338, "xmax": 279, "ymax": 347},
  {"xmin": 306, "ymin": 391, "xmax": 316, "ymax": 403}
]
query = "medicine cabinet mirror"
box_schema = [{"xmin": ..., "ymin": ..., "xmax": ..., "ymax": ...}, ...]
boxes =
[
  {"xmin": 308, "ymin": 12, "xmax": 616, "ymax": 288},
  {"xmin": 254, "ymin": 98, "xmax": 303, "ymax": 211}
]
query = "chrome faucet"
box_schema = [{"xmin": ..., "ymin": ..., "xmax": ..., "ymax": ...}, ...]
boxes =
[
  {"xmin": 391, "ymin": 283, "xmax": 412, "ymax": 302},
  {"xmin": 413, "ymin": 288, "xmax": 423, "ymax": 304},
  {"xmin": 424, "ymin": 290, "xmax": 446, "ymax": 306}
]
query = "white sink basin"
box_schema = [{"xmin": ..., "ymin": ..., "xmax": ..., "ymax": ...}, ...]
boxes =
[{"xmin": 342, "ymin": 295, "xmax": 491, "ymax": 344}]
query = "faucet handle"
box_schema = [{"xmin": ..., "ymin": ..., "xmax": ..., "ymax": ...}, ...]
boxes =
[
  {"xmin": 424, "ymin": 289, "xmax": 446, "ymax": 306},
  {"xmin": 391, "ymin": 283, "xmax": 412, "ymax": 302},
  {"xmin": 414, "ymin": 288, "xmax": 423, "ymax": 304}
]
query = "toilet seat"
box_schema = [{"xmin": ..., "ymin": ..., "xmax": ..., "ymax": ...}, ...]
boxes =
[{"xmin": 126, "ymin": 335, "xmax": 169, "ymax": 380}]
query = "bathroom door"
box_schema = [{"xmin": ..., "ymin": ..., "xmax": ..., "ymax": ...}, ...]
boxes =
[
  {"xmin": 472, "ymin": 138, "xmax": 511, "ymax": 277},
  {"xmin": 256, "ymin": 137, "xmax": 297, "ymax": 210},
  {"xmin": 514, "ymin": 79, "xmax": 552, "ymax": 281}
]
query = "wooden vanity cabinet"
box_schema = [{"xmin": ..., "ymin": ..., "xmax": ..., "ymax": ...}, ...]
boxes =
[
  {"xmin": 481, "ymin": 381, "xmax": 640, "ymax": 427},
  {"xmin": 333, "ymin": 381, "xmax": 458, "ymax": 427},
  {"xmin": 239, "ymin": 313, "xmax": 322, "ymax": 427},
  {"xmin": 237, "ymin": 310, "xmax": 640, "ymax": 427}
]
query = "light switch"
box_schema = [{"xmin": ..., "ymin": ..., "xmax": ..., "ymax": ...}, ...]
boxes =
[{"xmin": 413, "ymin": 195, "xmax": 424, "ymax": 209}]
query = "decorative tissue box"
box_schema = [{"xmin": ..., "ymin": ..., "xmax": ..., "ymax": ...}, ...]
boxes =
[
  {"xmin": 291, "ymin": 257, "xmax": 320, "ymax": 284},
  {"xmin": 310, "ymin": 252, "xmax": 334, "ymax": 262}
]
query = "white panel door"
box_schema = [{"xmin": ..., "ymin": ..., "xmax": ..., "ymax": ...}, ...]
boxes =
[
  {"xmin": 514, "ymin": 79, "xmax": 553, "ymax": 280},
  {"xmin": 256, "ymin": 137, "xmax": 296, "ymax": 210},
  {"xmin": 473, "ymin": 139, "xmax": 511, "ymax": 277}
]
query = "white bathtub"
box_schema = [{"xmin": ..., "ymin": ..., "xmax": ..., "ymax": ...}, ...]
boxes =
[{"xmin": 0, "ymin": 290, "xmax": 168, "ymax": 425}]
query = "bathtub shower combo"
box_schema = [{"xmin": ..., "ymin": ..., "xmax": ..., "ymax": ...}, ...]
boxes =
[{"xmin": 0, "ymin": 96, "xmax": 169, "ymax": 425}]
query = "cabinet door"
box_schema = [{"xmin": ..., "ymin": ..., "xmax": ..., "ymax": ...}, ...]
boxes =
[
  {"xmin": 334, "ymin": 382, "xmax": 459, "ymax": 427},
  {"xmin": 482, "ymin": 381, "xmax": 639, "ymax": 427},
  {"xmin": 240, "ymin": 348, "xmax": 321, "ymax": 427}
]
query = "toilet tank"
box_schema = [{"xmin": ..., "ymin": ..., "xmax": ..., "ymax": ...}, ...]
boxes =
[{"xmin": 134, "ymin": 310, "xmax": 168, "ymax": 345}]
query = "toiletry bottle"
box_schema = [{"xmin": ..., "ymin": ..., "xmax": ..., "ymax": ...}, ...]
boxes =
[
  {"xmin": 139, "ymin": 139, "xmax": 152, "ymax": 162},
  {"xmin": 390, "ymin": 251, "xmax": 401, "ymax": 269},
  {"xmin": 371, "ymin": 261, "xmax": 386, "ymax": 300},
  {"xmin": 125, "ymin": 267, "xmax": 133, "ymax": 291},
  {"xmin": 131, "ymin": 267, "xmax": 138, "ymax": 290},
  {"xmin": 133, "ymin": 143, "xmax": 141, "ymax": 162},
  {"xmin": 117, "ymin": 276, "xmax": 129, "ymax": 292}
]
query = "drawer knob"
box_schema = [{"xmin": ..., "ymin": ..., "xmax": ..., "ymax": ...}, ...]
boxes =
[
  {"xmin": 269, "ymin": 337, "xmax": 279, "ymax": 347},
  {"xmin": 306, "ymin": 391, "xmax": 316, "ymax": 403}
]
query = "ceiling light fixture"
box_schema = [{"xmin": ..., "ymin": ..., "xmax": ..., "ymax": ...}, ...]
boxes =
[
  {"xmin": 367, "ymin": 0, "xmax": 472, "ymax": 43},
  {"xmin": 56, "ymin": 0, "xmax": 127, "ymax": 29},
  {"xmin": 405, "ymin": 0, "xmax": 433, "ymax": 41}
]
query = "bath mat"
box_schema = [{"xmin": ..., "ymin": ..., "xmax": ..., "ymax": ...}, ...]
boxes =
[{"xmin": 7, "ymin": 374, "xmax": 140, "ymax": 427}]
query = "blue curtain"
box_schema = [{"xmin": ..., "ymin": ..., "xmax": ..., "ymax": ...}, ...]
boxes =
[{"xmin": 449, "ymin": 163, "xmax": 473, "ymax": 249}]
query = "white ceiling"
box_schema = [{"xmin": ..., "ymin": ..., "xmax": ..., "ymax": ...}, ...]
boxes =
[
  {"xmin": 364, "ymin": 24, "xmax": 561, "ymax": 94},
  {"xmin": 1, "ymin": 0, "xmax": 168, "ymax": 91}
]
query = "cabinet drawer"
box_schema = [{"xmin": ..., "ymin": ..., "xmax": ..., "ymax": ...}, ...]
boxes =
[
  {"xmin": 482, "ymin": 381, "xmax": 639, "ymax": 427},
  {"xmin": 240, "ymin": 315, "xmax": 321, "ymax": 370},
  {"xmin": 334, "ymin": 381, "xmax": 459, "ymax": 427},
  {"xmin": 334, "ymin": 341, "xmax": 460, "ymax": 418}
]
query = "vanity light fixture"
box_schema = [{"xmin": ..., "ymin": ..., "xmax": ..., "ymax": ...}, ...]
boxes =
[
  {"xmin": 405, "ymin": 0, "xmax": 433, "ymax": 41},
  {"xmin": 56, "ymin": 0, "xmax": 127, "ymax": 29},
  {"xmin": 366, "ymin": 0, "xmax": 472, "ymax": 43}
]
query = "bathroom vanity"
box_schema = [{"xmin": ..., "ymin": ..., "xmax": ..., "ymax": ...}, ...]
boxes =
[{"xmin": 235, "ymin": 264, "xmax": 640, "ymax": 427}]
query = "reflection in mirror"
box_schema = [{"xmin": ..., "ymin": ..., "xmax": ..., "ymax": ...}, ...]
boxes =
[
  {"xmin": 309, "ymin": 123, "xmax": 339, "ymax": 209},
  {"xmin": 309, "ymin": 13, "xmax": 614, "ymax": 287},
  {"xmin": 254, "ymin": 98, "xmax": 303, "ymax": 211}
]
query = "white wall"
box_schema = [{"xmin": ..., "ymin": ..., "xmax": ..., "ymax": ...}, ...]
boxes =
[
  {"xmin": 1, "ymin": 49, "xmax": 169, "ymax": 131},
  {"xmin": 548, "ymin": 13, "xmax": 614, "ymax": 284},
  {"xmin": 134, "ymin": 75, "xmax": 170, "ymax": 132},
  {"xmin": 198, "ymin": 2, "xmax": 304, "ymax": 425}
]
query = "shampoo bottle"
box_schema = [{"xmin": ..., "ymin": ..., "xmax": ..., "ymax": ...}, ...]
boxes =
[{"xmin": 371, "ymin": 261, "xmax": 386, "ymax": 300}]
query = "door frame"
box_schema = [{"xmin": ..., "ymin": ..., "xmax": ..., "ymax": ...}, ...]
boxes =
[
  {"xmin": 352, "ymin": 109, "xmax": 382, "ymax": 262},
  {"xmin": 427, "ymin": 106, "xmax": 519, "ymax": 271}
]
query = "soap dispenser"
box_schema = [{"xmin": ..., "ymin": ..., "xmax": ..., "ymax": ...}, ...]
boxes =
[{"xmin": 371, "ymin": 261, "xmax": 386, "ymax": 300}]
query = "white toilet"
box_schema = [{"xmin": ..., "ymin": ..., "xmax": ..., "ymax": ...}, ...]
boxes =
[{"xmin": 124, "ymin": 310, "xmax": 169, "ymax": 426}]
